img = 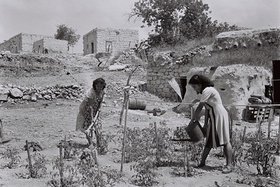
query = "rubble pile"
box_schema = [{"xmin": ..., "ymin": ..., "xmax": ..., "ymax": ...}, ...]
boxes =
[
  {"xmin": 0, "ymin": 52, "xmax": 61, "ymax": 65},
  {"xmin": 106, "ymin": 82, "xmax": 142, "ymax": 99},
  {"xmin": 113, "ymin": 50, "xmax": 144, "ymax": 65},
  {"xmin": 0, "ymin": 52, "xmax": 63, "ymax": 77},
  {"xmin": 0, "ymin": 84, "xmax": 84, "ymax": 103},
  {"xmin": 149, "ymin": 45, "xmax": 209, "ymax": 66}
]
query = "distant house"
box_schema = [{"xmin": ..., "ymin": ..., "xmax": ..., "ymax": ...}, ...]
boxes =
[
  {"xmin": 83, "ymin": 28, "xmax": 139, "ymax": 55},
  {"xmin": 0, "ymin": 33, "xmax": 53, "ymax": 53},
  {"xmin": 0, "ymin": 33, "xmax": 68, "ymax": 54},
  {"xmin": 33, "ymin": 38, "xmax": 68, "ymax": 54}
]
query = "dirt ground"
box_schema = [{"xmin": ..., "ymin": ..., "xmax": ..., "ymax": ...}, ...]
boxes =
[{"xmin": 0, "ymin": 54, "xmax": 279, "ymax": 187}]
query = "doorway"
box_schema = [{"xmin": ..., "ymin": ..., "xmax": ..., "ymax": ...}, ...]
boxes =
[
  {"xmin": 91, "ymin": 42, "xmax": 94, "ymax": 53},
  {"xmin": 105, "ymin": 41, "xmax": 113, "ymax": 53},
  {"xmin": 177, "ymin": 76, "xmax": 187, "ymax": 100}
]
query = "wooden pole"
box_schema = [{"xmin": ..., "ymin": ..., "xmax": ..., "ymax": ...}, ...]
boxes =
[
  {"xmin": 120, "ymin": 66, "xmax": 138, "ymax": 172},
  {"xmin": 89, "ymin": 146, "xmax": 101, "ymax": 177},
  {"xmin": 267, "ymin": 109, "xmax": 274, "ymax": 139},
  {"xmin": 183, "ymin": 143, "xmax": 187, "ymax": 177},
  {"xmin": 242, "ymin": 126, "xmax": 247, "ymax": 143},
  {"xmin": 154, "ymin": 122, "xmax": 159, "ymax": 165},
  {"xmin": 258, "ymin": 120, "xmax": 263, "ymax": 141},
  {"xmin": 26, "ymin": 140, "xmax": 33, "ymax": 178},
  {"xmin": 277, "ymin": 113, "xmax": 280, "ymax": 154},
  {"xmin": 59, "ymin": 145, "xmax": 64, "ymax": 187},
  {"xmin": 0, "ymin": 119, "xmax": 3, "ymax": 140},
  {"xmin": 120, "ymin": 95, "xmax": 129, "ymax": 172}
]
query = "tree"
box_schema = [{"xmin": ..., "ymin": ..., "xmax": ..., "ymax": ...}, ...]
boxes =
[
  {"xmin": 130, "ymin": 0, "xmax": 239, "ymax": 45},
  {"xmin": 54, "ymin": 24, "xmax": 80, "ymax": 50},
  {"xmin": 130, "ymin": 0, "xmax": 185, "ymax": 43}
]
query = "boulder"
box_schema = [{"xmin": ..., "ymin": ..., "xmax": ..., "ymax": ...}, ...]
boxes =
[
  {"xmin": 22, "ymin": 95, "xmax": 31, "ymax": 100},
  {"xmin": 108, "ymin": 64, "xmax": 129, "ymax": 71},
  {"xmin": 0, "ymin": 94, "xmax": 8, "ymax": 102},
  {"xmin": 30, "ymin": 94, "xmax": 37, "ymax": 102},
  {"xmin": 44, "ymin": 95, "xmax": 51, "ymax": 100},
  {"xmin": 9, "ymin": 88, "xmax": 23, "ymax": 98}
]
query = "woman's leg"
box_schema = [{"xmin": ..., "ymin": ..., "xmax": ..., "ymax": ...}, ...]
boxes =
[
  {"xmin": 199, "ymin": 147, "xmax": 211, "ymax": 166},
  {"xmin": 223, "ymin": 142, "xmax": 233, "ymax": 166}
]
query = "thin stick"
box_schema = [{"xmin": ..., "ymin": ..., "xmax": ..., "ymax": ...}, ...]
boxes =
[
  {"xmin": 120, "ymin": 66, "xmax": 138, "ymax": 172},
  {"xmin": 277, "ymin": 113, "xmax": 280, "ymax": 154},
  {"xmin": 0, "ymin": 119, "xmax": 3, "ymax": 142},
  {"xmin": 183, "ymin": 143, "xmax": 187, "ymax": 177},
  {"xmin": 154, "ymin": 122, "xmax": 159, "ymax": 165},
  {"xmin": 119, "ymin": 66, "xmax": 139, "ymax": 126},
  {"xmin": 59, "ymin": 144, "xmax": 64, "ymax": 187},
  {"xmin": 120, "ymin": 95, "xmax": 129, "ymax": 172},
  {"xmin": 267, "ymin": 109, "xmax": 274, "ymax": 139},
  {"xmin": 89, "ymin": 146, "xmax": 101, "ymax": 177},
  {"xmin": 26, "ymin": 140, "xmax": 33, "ymax": 178},
  {"xmin": 242, "ymin": 126, "xmax": 247, "ymax": 143},
  {"xmin": 257, "ymin": 120, "xmax": 263, "ymax": 141}
]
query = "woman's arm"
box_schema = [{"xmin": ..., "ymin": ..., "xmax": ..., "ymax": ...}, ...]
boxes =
[{"xmin": 191, "ymin": 102, "xmax": 204, "ymax": 121}]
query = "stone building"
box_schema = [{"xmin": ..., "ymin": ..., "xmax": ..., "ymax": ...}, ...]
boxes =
[
  {"xmin": 83, "ymin": 28, "xmax": 139, "ymax": 55},
  {"xmin": 33, "ymin": 38, "xmax": 68, "ymax": 54},
  {"xmin": 0, "ymin": 33, "xmax": 53, "ymax": 53}
]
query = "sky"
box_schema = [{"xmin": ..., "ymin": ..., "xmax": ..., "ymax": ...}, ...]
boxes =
[{"xmin": 0, "ymin": 0, "xmax": 279, "ymax": 53}]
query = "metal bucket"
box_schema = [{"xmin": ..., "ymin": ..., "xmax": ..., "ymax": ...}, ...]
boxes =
[
  {"xmin": 186, "ymin": 121, "xmax": 204, "ymax": 142},
  {"xmin": 128, "ymin": 99, "xmax": 146, "ymax": 110}
]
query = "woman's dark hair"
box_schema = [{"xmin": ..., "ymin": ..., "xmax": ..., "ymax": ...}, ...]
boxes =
[
  {"xmin": 189, "ymin": 74, "xmax": 214, "ymax": 93},
  {"xmin": 92, "ymin": 78, "xmax": 106, "ymax": 90}
]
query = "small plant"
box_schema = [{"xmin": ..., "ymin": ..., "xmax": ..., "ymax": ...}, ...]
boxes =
[
  {"xmin": 48, "ymin": 148, "xmax": 122, "ymax": 187},
  {"xmin": 244, "ymin": 137, "xmax": 277, "ymax": 177},
  {"xmin": 1, "ymin": 147, "xmax": 21, "ymax": 169},
  {"xmin": 48, "ymin": 157, "xmax": 80, "ymax": 187},
  {"xmin": 122, "ymin": 122, "xmax": 174, "ymax": 165},
  {"xmin": 30, "ymin": 152, "xmax": 47, "ymax": 178},
  {"xmin": 231, "ymin": 130, "xmax": 245, "ymax": 166},
  {"xmin": 131, "ymin": 156, "xmax": 159, "ymax": 186}
]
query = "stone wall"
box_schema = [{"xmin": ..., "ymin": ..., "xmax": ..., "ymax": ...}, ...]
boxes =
[
  {"xmin": 0, "ymin": 34, "xmax": 22, "ymax": 53},
  {"xmin": 83, "ymin": 29, "xmax": 97, "ymax": 55},
  {"xmin": 33, "ymin": 38, "xmax": 68, "ymax": 53},
  {"xmin": 83, "ymin": 28, "xmax": 139, "ymax": 55},
  {"xmin": 147, "ymin": 52, "xmax": 192, "ymax": 101}
]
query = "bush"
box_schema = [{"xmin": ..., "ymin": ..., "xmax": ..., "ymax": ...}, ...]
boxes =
[
  {"xmin": 131, "ymin": 156, "xmax": 159, "ymax": 186},
  {"xmin": 30, "ymin": 152, "xmax": 48, "ymax": 178},
  {"xmin": 48, "ymin": 148, "xmax": 122, "ymax": 187},
  {"xmin": 1, "ymin": 147, "xmax": 21, "ymax": 169},
  {"xmin": 123, "ymin": 122, "xmax": 175, "ymax": 164},
  {"xmin": 244, "ymin": 136, "xmax": 277, "ymax": 177}
]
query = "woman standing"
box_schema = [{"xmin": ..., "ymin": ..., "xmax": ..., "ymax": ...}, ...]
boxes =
[
  {"xmin": 189, "ymin": 74, "xmax": 233, "ymax": 173},
  {"xmin": 76, "ymin": 78, "xmax": 106, "ymax": 145}
]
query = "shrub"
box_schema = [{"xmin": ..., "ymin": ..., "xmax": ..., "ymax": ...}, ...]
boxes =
[
  {"xmin": 30, "ymin": 152, "xmax": 47, "ymax": 178},
  {"xmin": 1, "ymin": 147, "xmax": 21, "ymax": 169},
  {"xmin": 131, "ymin": 156, "xmax": 159, "ymax": 186},
  {"xmin": 244, "ymin": 137, "xmax": 277, "ymax": 177}
]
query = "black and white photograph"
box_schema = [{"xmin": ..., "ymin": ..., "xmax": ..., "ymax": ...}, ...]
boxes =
[{"xmin": 0, "ymin": 0, "xmax": 279, "ymax": 186}]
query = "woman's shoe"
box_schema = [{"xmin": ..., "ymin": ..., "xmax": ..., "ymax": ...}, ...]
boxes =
[{"xmin": 222, "ymin": 165, "xmax": 232, "ymax": 174}]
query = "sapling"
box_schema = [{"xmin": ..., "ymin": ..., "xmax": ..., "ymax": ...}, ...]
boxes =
[{"xmin": 2, "ymin": 147, "xmax": 21, "ymax": 169}]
